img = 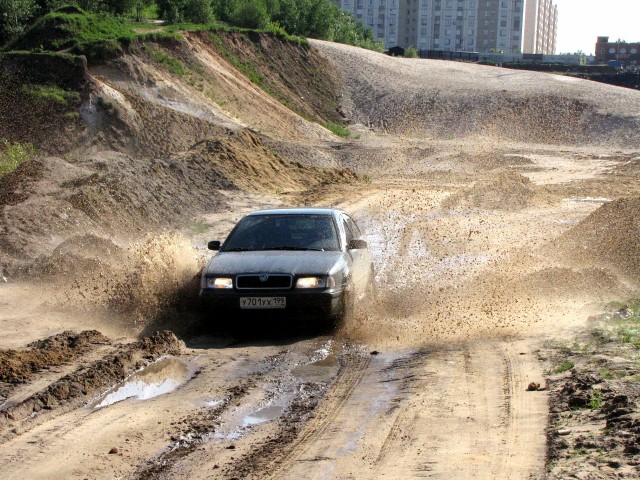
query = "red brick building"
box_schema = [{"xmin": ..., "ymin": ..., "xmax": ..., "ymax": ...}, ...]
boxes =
[{"xmin": 595, "ymin": 36, "xmax": 640, "ymax": 65}]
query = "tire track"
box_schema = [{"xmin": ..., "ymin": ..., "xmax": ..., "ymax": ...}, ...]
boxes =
[{"xmin": 264, "ymin": 352, "xmax": 371, "ymax": 478}]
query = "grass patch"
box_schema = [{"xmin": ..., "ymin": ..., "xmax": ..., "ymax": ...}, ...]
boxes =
[
  {"xmin": 20, "ymin": 84, "xmax": 79, "ymax": 106},
  {"xmin": 187, "ymin": 218, "xmax": 210, "ymax": 235},
  {"xmin": 587, "ymin": 389, "xmax": 603, "ymax": 409},
  {"xmin": 8, "ymin": 9, "xmax": 135, "ymax": 51},
  {"xmin": 142, "ymin": 44, "xmax": 185, "ymax": 75},
  {"xmin": 0, "ymin": 139, "xmax": 36, "ymax": 178},
  {"xmin": 324, "ymin": 122, "xmax": 351, "ymax": 137},
  {"xmin": 605, "ymin": 298, "xmax": 640, "ymax": 313},
  {"xmin": 553, "ymin": 360, "xmax": 575, "ymax": 374}
]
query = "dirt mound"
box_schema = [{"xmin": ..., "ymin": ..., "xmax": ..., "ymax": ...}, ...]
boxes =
[
  {"xmin": 0, "ymin": 330, "xmax": 108, "ymax": 385},
  {"xmin": 0, "ymin": 151, "xmax": 228, "ymax": 273},
  {"xmin": 202, "ymin": 31, "xmax": 343, "ymax": 125},
  {"xmin": 517, "ymin": 267, "xmax": 627, "ymax": 299},
  {"xmin": 0, "ymin": 331, "xmax": 182, "ymax": 434},
  {"xmin": 555, "ymin": 197, "xmax": 640, "ymax": 282},
  {"xmin": 442, "ymin": 170, "xmax": 547, "ymax": 211},
  {"xmin": 181, "ymin": 130, "xmax": 355, "ymax": 193},
  {"xmin": 0, "ymin": 127, "xmax": 355, "ymax": 276},
  {"xmin": 312, "ymin": 40, "xmax": 640, "ymax": 147},
  {"xmin": 36, "ymin": 234, "xmax": 125, "ymax": 277}
]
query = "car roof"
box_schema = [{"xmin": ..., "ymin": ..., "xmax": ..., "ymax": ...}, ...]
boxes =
[{"xmin": 246, "ymin": 208, "xmax": 345, "ymax": 217}]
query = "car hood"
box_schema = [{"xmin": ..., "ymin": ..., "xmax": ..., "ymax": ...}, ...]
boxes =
[{"xmin": 204, "ymin": 250, "xmax": 347, "ymax": 276}]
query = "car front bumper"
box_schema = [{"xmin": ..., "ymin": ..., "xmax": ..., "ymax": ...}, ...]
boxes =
[{"xmin": 199, "ymin": 288, "xmax": 345, "ymax": 318}]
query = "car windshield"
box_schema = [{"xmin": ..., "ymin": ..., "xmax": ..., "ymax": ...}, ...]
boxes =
[{"xmin": 222, "ymin": 214, "xmax": 340, "ymax": 252}]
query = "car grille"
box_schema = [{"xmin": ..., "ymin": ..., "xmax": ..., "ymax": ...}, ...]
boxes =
[{"xmin": 236, "ymin": 274, "xmax": 293, "ymax": 290}]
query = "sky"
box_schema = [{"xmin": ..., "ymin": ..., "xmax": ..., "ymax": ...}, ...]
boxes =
[{"xmin": 555, "ymin": 0, "xmax": 639, "ymax": 55}]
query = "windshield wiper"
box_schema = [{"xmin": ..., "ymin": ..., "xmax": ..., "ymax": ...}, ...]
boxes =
[
  {"xmin": 264, "ymin": 246, "xmax": 325, "ymax": 251},
  {"xmin": 223, "ymin": 247, "xmax": 253, "ymax": 252}
]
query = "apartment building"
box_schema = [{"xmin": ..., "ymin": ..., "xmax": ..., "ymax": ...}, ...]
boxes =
[
  {"xmin": 332, "ymin": 0, "xmax": 557, "ymax": 54},
  {"xmin": 523, "ymin": 0, "xmax": 558, "ymax": 54}
]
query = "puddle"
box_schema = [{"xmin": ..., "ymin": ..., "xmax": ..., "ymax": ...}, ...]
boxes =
[
  {"xmin": 243, "ymin": 405, "xmax": 284, "ymax": 426},
  {"xmin": 291, "ymin": 354, "xmax": 339, "ymax": 383},
  {"xmin": 95, "ymin": 357, "xmax": 192, "ymax": 408}
]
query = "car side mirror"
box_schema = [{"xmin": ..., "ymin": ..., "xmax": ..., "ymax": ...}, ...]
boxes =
[
  {"xmin": 348, "ymin": 239, "xmax": 367, "ymax": 250},
  {"xmin": 207, "ymin": 240, "xmax": 221, "ymax": 251}
]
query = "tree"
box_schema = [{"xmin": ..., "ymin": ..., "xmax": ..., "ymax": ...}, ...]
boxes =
[
  {"xmin": 133, "ymin": 0, "xmax": 154, "ymax": 22},
  {"xmin": 104, "ymin": 0, "xmax": 136, "ymax": 15},
  {"xmin": 182, "ymin": 0, "xmax": 213, "ymax": 23},
  {"xmin": 0, "ymin": 0, "xmax": 38, "ymax": 39},
  {"xmin": 229, "ymin": 0, "xmax": 269, "ymax": 29},
  {"xmin": 212, "ymin": 0, "xmax": 235, "ymax": 22}
]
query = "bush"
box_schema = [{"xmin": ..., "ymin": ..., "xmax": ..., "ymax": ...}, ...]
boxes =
[
  {"xmin": 229, "ymin": 0, "xmax": 269, "ymax": 30},
  {"xmin": 157, "ymin": 0, "xmax": 214, "ymax": 24},
  {"xmin": 404, "ymin": 47, "xmax": 418, "ymax": 58},
  {"xmin": 0, "ymin": 139, "xmax": 36, "ymax": 178},
  {"xmin": 182, "ymin": 0, "xmax": 213, "ymax": 24}
]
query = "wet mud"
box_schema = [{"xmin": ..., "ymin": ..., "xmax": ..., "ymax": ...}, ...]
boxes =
[{"xmin": 0, "ymin": 331, "xmax": 182, "ymax": 437}]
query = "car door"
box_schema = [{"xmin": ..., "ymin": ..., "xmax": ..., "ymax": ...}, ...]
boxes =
[{"xmin": 341, "ymin": 214, "xmax": 369, "ymax": 296}]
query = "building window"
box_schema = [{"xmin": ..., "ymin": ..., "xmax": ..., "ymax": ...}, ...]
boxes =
[
  {"xmin": 620, "ymin": 48, "xmax": 627, "ymax": 54},
  {"xmin": 609, "ymin": 47, "xmax": 616, "ymax": 54},
  {"xmin": 631, "ymin": 48, "xmax": 638, "ymax": 54}
]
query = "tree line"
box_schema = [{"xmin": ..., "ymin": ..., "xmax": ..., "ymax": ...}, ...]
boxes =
[{"xmin": 0, "ymin": 0, "xmax": 384, "ymax": 51}]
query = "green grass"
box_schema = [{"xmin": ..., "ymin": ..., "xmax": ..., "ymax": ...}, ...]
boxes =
[
  {"xmin": 0, "ymin": 140, "xmax": 36, "ymax": 178},
  {"xmin": 553, "ymin": 360, "xmax": 575, "ymax": 374},
  {"xmin": 140, "ymin": 4, "xmax": 159, "ymax": 20},
  {"xmin": 324, "ymin": 122, "xmax": 351, "ymax": 137},
  {"xmin": 20, "ymin": 84, "xmax": 80, "ymax": 106},
  {"xmin": 187, "ymin": 217, "xmax": 210, "ymax": 235},
  {"xmin": 587, "ymin": 389, "xmax": 603, "ymax": 409},
  {"xmin": 605, "ymin": 298, "xmax": 640, "ymax": 313},
  {"xmin": 142, "ymin": 44, "xmax": 185, "ymax": 75},
  {"xmin": 9, "ymin": 10, "xmax": 136, "ymax": 51}
]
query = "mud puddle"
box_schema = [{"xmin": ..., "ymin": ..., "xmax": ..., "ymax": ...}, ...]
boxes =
[
  {"xmin": 95, "ymin": 357, "xmax": 193, "ymax": 408},
  {"xmin": 291, "ymin": 354, "xmax": 339, "ymax": 383},
  {"xmin": 243, "ymin": 405, "xmax": 284, "ymax": 426}
]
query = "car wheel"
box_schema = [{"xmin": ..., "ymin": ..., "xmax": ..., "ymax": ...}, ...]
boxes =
[{"xmin": 331, "ymin": 279, "xmax": 355, "ymax": 330}]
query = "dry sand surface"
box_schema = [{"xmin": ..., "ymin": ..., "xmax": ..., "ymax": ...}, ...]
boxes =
[{"xmin": 1, "ymin": 39, "xmax": 640, "ymax": 479}]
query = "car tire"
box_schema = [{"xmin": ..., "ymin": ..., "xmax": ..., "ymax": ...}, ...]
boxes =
[{"xmin": 330, "ymin": 279, "xmax": 355, "ymax": 331}]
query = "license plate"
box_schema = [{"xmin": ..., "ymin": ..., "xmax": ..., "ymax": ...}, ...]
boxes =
[{"xmin": 240, "ymin": 297, "xmax": 286, "ymax": 309}]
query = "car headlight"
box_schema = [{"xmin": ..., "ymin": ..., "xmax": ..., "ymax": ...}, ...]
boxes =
[
  {"xmin": 207, "ymin": 277, "xmax": 233, "ymax": 289},
  {"xmin": 296, "ymin": 276, "xmax": 334, "ymax": 289}
]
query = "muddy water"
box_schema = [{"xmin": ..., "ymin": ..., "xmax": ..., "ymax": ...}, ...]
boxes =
[
  {"xmin": 95, "ymin": 357, "xmax": 192, "ymax": 408},
  {"xmin": 291, "ymin": 355, "xmax": 339, "ymax": 383},
  {"xmin": 243, "ymin": 405, "xmax": 284, "ymax": 426}
]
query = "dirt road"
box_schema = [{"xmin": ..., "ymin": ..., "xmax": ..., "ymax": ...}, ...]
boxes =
[
  {"xmin": 2, "ymin": 138, "xmax": 637, "ymax": 479},
  {"xmin": 1, "ymin": 32, "xmax": 639, "ymax": 479}
]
